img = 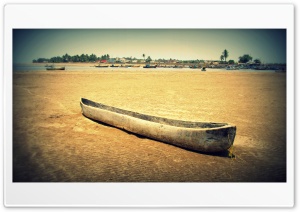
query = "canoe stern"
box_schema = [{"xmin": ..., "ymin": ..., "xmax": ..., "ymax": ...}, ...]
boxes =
[{"xmin": 203, "ymin": 126, "xmax": 236, "ymax": 152}]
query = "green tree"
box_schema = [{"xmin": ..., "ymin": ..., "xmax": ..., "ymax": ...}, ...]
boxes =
[
  {"xmin": 89, "ymin": 54, "xmax": 97, "ymax": 62},
  {"xmin": 34, "ymin": 58, "xmax": 49, "ymax": 63},
  {"xmin": 222, "ymin": 49, "xmax": 229, "ymax": 62},
  {"xmin": 72, "ymin": 55, "xmax": 80, "ymax": 62},
  {"xmin": 254, "ymin": 58, "xmax": 261, "ymax": 64},
  {"xmin": 62, "ymin": 53, "xmax": 70, "ymax": 62},
  {"xmin": 80, "ymin": 54, "xmax": 89, "ymax": 62},
  {"xmin": 239, "ymin": 54, "xmax": 253, "ymax": 63},
  {"xmin": 146, "ymin": 56, "xmax": 152, "ymax": 63},
  {"xmin": 220, "ymin": 55, "xmax": 224, "ymax": 62},
  {"xmin": 228, "ymin": 60, "xmax": 235, "ymax": 64},
  {"xmin": 100, "ymin": 54, "xmax": 110, "ymax": 60},
  {"xmin": 49, "ymin": 56, "xmax": 62, "ymax": 63}
]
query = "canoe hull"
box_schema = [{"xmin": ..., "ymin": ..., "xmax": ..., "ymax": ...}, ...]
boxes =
[
  {"xmin": 46, "ymin": 67, "xmax": 65, "ymax": 70},
  {"xmin": 80, "ymin": 98, "xmax": 236, "ymax": 153},
  {"xmin": 95, "ymin": 66, "xmax": 109, "ymax": 68}
]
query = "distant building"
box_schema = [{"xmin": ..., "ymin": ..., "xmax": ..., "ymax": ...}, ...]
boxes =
[
  {"xmin": 169, "ymin": 59, "xmax": 177, "ymax": 63},
  {"xmin": 205, "ymin": 60, "xmax": 219, "ymax": 65},
  {"xmin": 118, "ymin": 58, "xmax": 128, "ymax": 63}
]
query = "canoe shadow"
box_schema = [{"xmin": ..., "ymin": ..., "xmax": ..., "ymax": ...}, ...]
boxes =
[{"xmin": 86, "ymin": 116, "xmax": 233, "ymax": 158}]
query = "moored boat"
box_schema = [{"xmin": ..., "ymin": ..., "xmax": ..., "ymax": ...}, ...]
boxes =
[
  {"xmin": 95, "ymin": 65, "xmax": 109, "ymax": 68},
  {"xmin": 46, "ymin": 66, "xmax": 65, "ymax": 70},
  {"xmin": 190, "ymin": 65, "xmax": 201, "ymax": 69},
  {"xmin": 143, "ymin": 64, "xmax": 157, "ymax": 68},
  {"xmin": 120, "ymin": 65, "xmax": 129, "ymax": 68},
  {"xmin": 226, "ymin": 65, "xmax": 239, "ymax": 70},
  {"xmin": 110, "ymin": 64, "xmax": 120, "ymax": 67},
  {"xmin": 173, "ymin": 65, "xmax": 183, "ymax": 68},
  {"xmin": 80, "ymin": 98, "xmax": 236, "ymax": 153}
]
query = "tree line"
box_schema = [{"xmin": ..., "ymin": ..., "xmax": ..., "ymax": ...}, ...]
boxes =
[
  {"xmin": 33, "ymin": 51, "xmax": 262, "ymax": 64},
  {"xmin": 219, "ymin": 49, "xmax": 261, "ymax": 64},
  {"xmin": 32, "ymin": 52, "xmax": 207, "ymax": 64},
  {"xmin": 32, "ymin": 53, "xmax": 110, "ymax": 63}
]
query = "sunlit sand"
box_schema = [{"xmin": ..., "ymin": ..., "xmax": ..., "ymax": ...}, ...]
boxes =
[{"xmin": 13, "ymin": 69, "xmax": 286, "ymax": 182}]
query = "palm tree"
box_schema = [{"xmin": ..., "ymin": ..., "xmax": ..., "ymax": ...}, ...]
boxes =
[
  {"xmin": 220, "ymin": 55, "xmax": 224, "ymax": 62},
  {"xmin": 223, "ymin": 49, "xmax": 229, "ymax": 62},
  {"xmin": 142, "ymin": 54, "xmax": 145, "ymax": 63}
]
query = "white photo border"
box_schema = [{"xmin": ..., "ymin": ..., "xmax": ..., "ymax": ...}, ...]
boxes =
[{"xmin": 4, "ymin": 3, "xmax": 294, "ymax": 207}]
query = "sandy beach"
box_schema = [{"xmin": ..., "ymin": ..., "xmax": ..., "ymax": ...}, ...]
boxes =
[{"xmin": 13, "ymin": 69, "xmax": 286, "ymax": 182}]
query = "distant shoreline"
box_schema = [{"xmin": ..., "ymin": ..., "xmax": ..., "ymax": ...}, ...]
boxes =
[
  {"xmin": 14, "ymin": 62, "xmax": 287, "ymax": 71},
  {"xmin": 15, "ymin": 62, "xmax": 101, "ymax": 67}
]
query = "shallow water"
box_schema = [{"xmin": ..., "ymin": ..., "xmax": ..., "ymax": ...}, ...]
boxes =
[{"xmin": 13, "ymin": 63, "xmax": 276, "ymax": 73}]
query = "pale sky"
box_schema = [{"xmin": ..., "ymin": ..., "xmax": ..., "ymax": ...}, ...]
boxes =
[{"xmin": 13, "ymin": 29, "xmax": 286, "ymax": 63}]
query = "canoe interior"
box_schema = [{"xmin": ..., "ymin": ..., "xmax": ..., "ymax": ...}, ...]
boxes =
[{"xmin": 81, "ymin": 98, "xmax": 228, "ymax": 129}]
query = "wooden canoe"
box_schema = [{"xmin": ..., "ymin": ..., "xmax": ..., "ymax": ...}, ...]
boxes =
[
  {"xmin": 95, "ymin": 65, "xmax": 109, "ymax": 68},
  {"xmin": 80, "ymin": 98, "xmax": 236, "ymax": 153},
  {"xmin": 143, "ymin": 64, "xmax": 157, "ymax": 68},
  {"xmin": 46, "ymin": 66, "xmax": 65, "ymax": 70}
]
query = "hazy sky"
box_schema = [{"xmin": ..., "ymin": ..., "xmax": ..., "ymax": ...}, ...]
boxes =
[{"xmin": 13, "ymin": 29, "xmax": 286, "ymax": 63}]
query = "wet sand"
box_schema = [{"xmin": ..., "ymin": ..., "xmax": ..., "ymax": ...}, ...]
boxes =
[{"xmin": 13, "ymin": 69, "xmax": 286, "ymax": 182}]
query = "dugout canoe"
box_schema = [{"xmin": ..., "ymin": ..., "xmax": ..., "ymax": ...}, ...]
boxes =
[
  {"xmin": 143, "ymin": 64, "xmax": 157, "ymax": 68},
  {"xmin": 95, "ymin": 65, "xmax": 109, "ymax": 68},
  {"xmin": 80, "ymin": 98, "xmax": 236, "ymax": 153},
  {"xmin": 46, "ymin": 66, "xmax": 65, "ymax": 70}
]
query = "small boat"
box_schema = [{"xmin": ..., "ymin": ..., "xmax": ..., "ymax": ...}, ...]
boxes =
[
  {"xmin": 190, "ymin": 65, "xmax": 201, "ymax": 69},
  {"xmin": 120, "ymin": 65, "xmax": 129, "ymax": 68},
  {"xmin": 80, "ymin": 98, "xmax": 236, "ymax": 153},
  {"xmin": 46, "ymin": 66, "xmax": 65, "ymax": 70},
  {"xmin": 173, "ymin": 65, "xmax": 183, "ymax": 69},
  {"xmin": 95, "ymin": 65, "xmax": 109, "ymax": 68},
  {"xmin": 226, "ymin": 66, "xmax": 239, "ymax": 70},
  {"xmin": 143, "ymin": 64, "xmax": 157, "ymax": 68},
  {"xmin": 110, "ymin": 64, "xmax": 119, "ymax": 68}
]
